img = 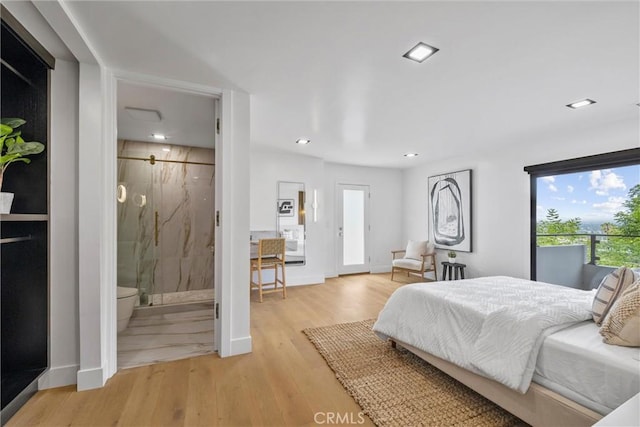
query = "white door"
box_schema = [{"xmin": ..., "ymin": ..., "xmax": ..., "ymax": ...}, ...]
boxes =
[{"xmin": 337, "ymin": 184, "xmax": 370, "ymax": 274}]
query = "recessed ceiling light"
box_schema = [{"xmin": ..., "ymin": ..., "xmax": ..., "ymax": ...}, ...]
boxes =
[
  {"xmin": 404, "ymin": 153, "xmax": 419, "ymax": 158},
  {"xmin": 403, "ymin": 42, "xmax": 439, "ymax": 63},
  {"xmin": 162, "ymin": 147, "xmax": 171, "ymax": 152},
  {"xmin": 566, "ymin": 99, "xmax": 596, "ymax": 109},
  {"xmin": 125, "ymin": 107, "xmax": 162, "ymax": 122},
  {"xmin": 152, "ymin": 134, "xmax": 167, "ymax": 140},
  {"xmin": 296, "ymin": 139, "xmax": 311, "ymax": 145}
]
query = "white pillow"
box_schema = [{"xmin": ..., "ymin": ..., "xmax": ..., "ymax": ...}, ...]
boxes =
[{"xmin": 405, "ymin": 240, "xmax": 433, "ymax": 260}]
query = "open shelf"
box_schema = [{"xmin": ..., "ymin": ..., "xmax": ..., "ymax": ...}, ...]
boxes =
[
  {"xmin": 0, "ymin": 214, "xmax": 48, "ymax": 222},
  {"xmin": 1, "ymin": 9, "xmax": 51, "ymax": 422},
  {"xmin": 0, "ymin": 235, "xmax": 31, "ymax": 245}
]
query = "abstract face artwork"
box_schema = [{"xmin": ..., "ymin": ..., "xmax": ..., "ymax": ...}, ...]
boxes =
[
  {"xmin": 428, "ymin": 170, "xmax": 472, "ymax": 252},
  {"xmin": 431, "ymin": 177, "xmax": 464, "ymax": 245}
]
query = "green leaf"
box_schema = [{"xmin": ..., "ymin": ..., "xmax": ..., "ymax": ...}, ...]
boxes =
[
  {"xmin": 0, "ymin": 124, "xmax": 12, "ymax": 137},
  {"xmin": 0, "ymin": 153, "xmax": 22, "ymax": 164},
  {"xmin": 0, "ymin": 118, "xmax": 43, "ymax": 169},
  {"xmin": 8, "ymin": 141, "xmax": 44, "ymax": 156},
  {"xmin": 1, "ymin": 118, "xmax": 25, "ymax": 128}
]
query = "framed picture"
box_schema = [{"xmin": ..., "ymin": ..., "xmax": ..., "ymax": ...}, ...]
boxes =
[
  {"xmin": 428, "ymin": 169, "xmax": 472, "ymax": 252},
  {"xmin": 278, "ymin": 199, "xmax": 295, "ymax": 217}
]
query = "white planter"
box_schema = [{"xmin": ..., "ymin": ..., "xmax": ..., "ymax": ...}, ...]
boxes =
[
  {"xmin": 0, "ymin": 192, "xmax": 14, "ymax": 214},
  {"xmin": 448, "ymin": 257, "xmax": 456, "ymax": 263}
]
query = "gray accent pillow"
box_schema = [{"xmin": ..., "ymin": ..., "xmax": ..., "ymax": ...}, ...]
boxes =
[{"xmin": 592, "ymin": 267, "xmax": 635, "ymax": 325}]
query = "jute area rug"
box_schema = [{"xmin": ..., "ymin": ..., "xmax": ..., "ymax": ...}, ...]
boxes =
[{"xmin": 303, "ymin": 319, "xmax": 524, "ymax": 427}]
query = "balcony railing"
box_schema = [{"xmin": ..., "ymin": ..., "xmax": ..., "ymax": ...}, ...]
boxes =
[{"xmin": 537, "ymin": 233, "xmax": 640, "ymax": 267}]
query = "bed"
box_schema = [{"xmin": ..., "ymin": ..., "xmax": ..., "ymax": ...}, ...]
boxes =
[{"xmin": 373, "ymin": 276, "xmax": 640, "ymax": 427}]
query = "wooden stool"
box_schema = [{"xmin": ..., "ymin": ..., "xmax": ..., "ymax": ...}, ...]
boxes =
[
  {"xmin": 441, "ymin": 262, "xmax": 466, "ymax": 280},
  {"xmin": 250, "ymin": 238, "xmax": 286, "ymax": 302}
]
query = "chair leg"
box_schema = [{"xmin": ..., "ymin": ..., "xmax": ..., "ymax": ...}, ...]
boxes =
[
  {"xmin": 273, "ymin": 266, "xmax": 278, "ymax": 290},
  {"xmin": 281, "ymin": 262, "xmax": 287, "ymax": 299},
  {"xmin": 258, "ymin": 266, "xmax": 263, "ymax": 303}
]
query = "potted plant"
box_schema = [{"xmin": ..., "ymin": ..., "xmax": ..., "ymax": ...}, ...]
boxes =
[
  {"xmin": 0, "ymin": 118, "xmax": 45, "ymax": 213},
  {"xmin": 447, "ymin": 250, "xmax": 457, "ymax": 263}
]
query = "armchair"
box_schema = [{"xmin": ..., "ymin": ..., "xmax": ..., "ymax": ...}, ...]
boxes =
[{"xmin": 391, "ymin": 240, "xmax": 438, "ymax": 282}]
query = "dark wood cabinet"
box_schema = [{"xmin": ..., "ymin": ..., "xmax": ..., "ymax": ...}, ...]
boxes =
[{"xmin": 1, "ymin": 7, "xmax": 54, "ymax": 424}]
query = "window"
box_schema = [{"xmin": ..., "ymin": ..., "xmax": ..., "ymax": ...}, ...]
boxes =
[{"xmin": 525, "ymin": 148, "xmax": 640, "ymax": 286}]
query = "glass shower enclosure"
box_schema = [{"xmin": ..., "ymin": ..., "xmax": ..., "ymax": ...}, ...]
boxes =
[{"xmin": 117, "ymin": 140, "xmax": 215, "ymax": 306}]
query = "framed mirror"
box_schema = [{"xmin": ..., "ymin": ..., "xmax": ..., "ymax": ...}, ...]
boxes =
[{"xmin": 277, "ymin": 181, "xmax": 305, "ymax": 265}]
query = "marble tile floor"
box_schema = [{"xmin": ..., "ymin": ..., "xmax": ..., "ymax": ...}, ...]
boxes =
[{"xmin": 117, "ymin": 301, "xmax": 215, "ymax": 369}]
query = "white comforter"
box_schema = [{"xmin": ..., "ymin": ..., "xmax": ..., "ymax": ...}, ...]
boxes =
[{"xmin": 373, "ymin": 276, "xmax": 596, "ymax": 393}]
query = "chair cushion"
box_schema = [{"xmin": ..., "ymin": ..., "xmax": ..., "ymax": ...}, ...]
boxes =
[
  {"xmin": 405, "ymin": 240, "xmax": 434, "ymax": 260},
  {"xmin": 600, "ymin": 280, "xmax": 640, "ymax": 347},
  {"xmin": 592, "ymin": 267, "xmax": 635, "ymax": 325},
  {"xmin": 392, "ymin": 258, "xmax": 423, "ymax": 270}
]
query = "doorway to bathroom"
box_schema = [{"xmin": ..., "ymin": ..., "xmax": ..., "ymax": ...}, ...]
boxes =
[{"xmin": 115, "ymin": 80, "xmax": 218, "ymax": 369}]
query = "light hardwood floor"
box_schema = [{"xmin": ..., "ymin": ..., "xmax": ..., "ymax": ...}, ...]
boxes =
[{"xmin": 8, "ymin": 273, "xmax": 419, "ymax": 427}]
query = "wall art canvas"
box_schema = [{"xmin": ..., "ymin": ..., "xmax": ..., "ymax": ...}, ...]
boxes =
[
  {"xmin": 428, "ymin": 169, "xmax": 472, "ymax": 252},
  {"xmin": 278, "ymin": 199, "xmax": 295, "ymax": 217}
]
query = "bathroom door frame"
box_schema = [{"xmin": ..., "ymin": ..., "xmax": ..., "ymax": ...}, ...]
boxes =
[{"xmin": 110, "ymin": 72, "xmax": 223, "ymax": 373}]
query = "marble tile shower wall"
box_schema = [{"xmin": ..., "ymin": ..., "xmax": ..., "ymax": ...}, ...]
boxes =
[{"xmin": 117, "ymin": 140, "xmax": 215, "ymax": 299}]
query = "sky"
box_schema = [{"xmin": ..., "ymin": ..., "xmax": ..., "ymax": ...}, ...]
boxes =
[{"xmin": 537, "ymin": 165, "xmax": 640, "ymax": 223}]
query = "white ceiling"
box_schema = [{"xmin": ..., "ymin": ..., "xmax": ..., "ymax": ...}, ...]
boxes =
[
  {"xmin": 66, "ymin": 1, "xmax": 639, "ymax": 168},
  {"xmin": 117, "ymin": 81, "xmax": 216, "ymax": 148}
]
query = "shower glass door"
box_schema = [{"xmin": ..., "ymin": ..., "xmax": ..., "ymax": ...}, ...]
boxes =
[
  {"xmin": 117, "ymin": 140, "xmax": 216, "ymax": 307},
  {"xmin": 117, "ymin": 155, "xmax": 156, "ymax": 306}
]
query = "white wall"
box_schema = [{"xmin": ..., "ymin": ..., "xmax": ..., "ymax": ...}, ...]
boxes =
[
  {"xmin": 76, "ymin": 62, "xmax": 106, "ymax": 389},
  {"xmin": 249, "ymin": 152, "xmax": 404, "ymax": 282},
  {"xmin": 402, "ymin": 124, "xmax": 639, "ymax": 280},
  {"xmin": 250, "ymin": 148, "xmax": 325, "ymax": 285},
  {"xmin": 41, "ymin": 59, "xmax": 80, "ymax": 389},
  {"xmin": 220, "ymin": 89, "xmax": 252, "ymax": 356},
  {"xmin": 324, "ymin": 163, "xmax": 404, "ymax": 277}
]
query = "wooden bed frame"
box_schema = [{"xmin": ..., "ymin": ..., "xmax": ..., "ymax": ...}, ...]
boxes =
[{"xmin": 391, "ymin": 339, "xmax": 603, "ymax": 427}]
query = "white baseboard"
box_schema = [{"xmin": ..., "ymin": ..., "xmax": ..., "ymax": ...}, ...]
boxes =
[
  {"xmin": 38, "ymin": 364, "xmax": 79, "ymax": 389},
  {"xmin": 370, "ymin": 265, "xmax": 392, "ymax": 274},
  {"xmin": 76, "ymin": 366, "xmax": 105, "ymax": 391},
  {"xmin": 229, "ymin": 335, "xmax": 252, "ymax": 356}
]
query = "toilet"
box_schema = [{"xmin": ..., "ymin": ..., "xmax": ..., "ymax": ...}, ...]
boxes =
[{"xmin": 117, "ymin": 286, "xmax": 138, "ymax": 332}]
